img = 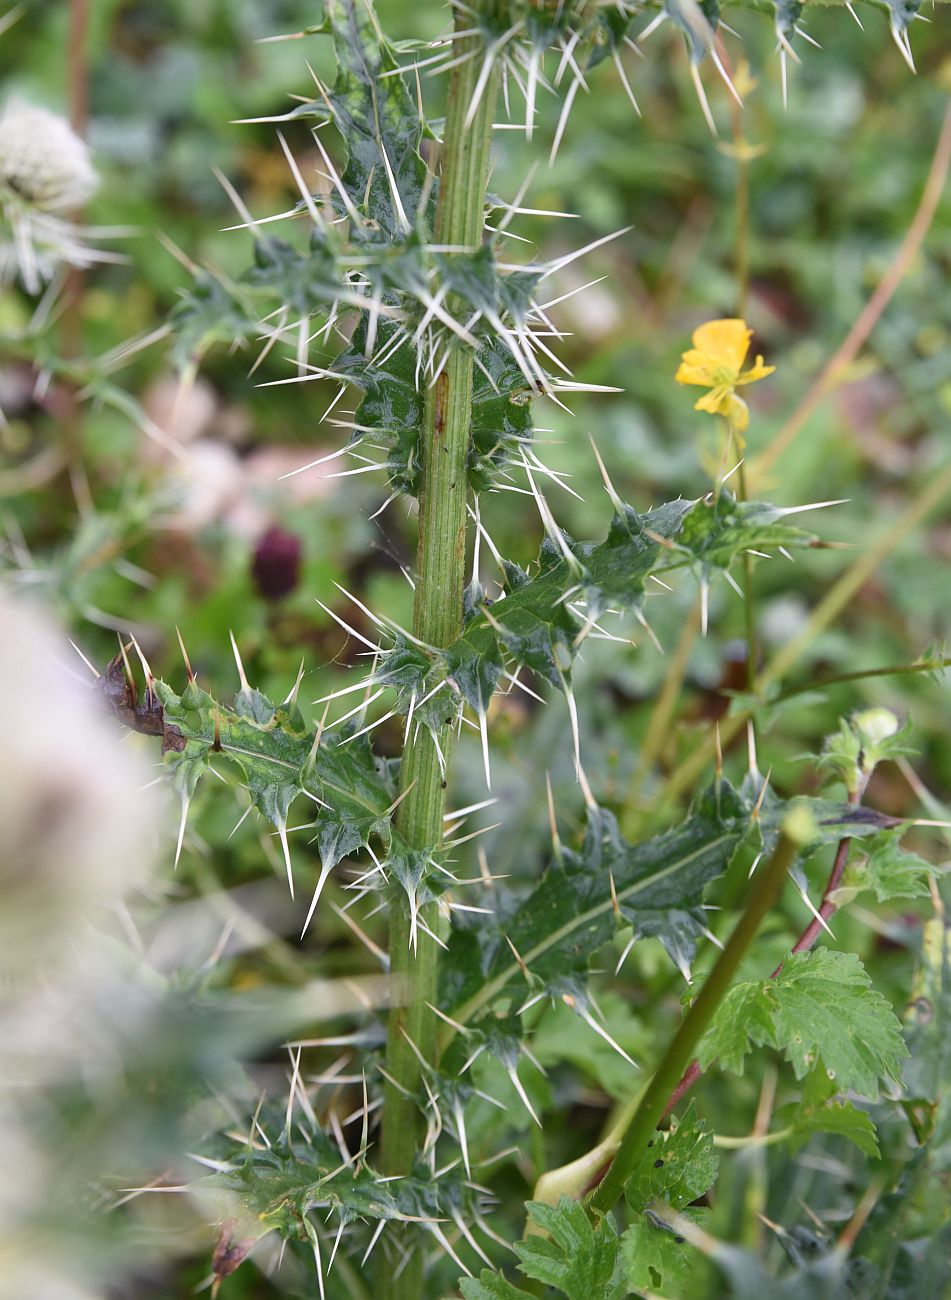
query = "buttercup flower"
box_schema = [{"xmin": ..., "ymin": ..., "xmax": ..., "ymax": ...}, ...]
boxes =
[{"xmin": 675, "ymin": 318, "xmax": 775, "ymax": 431}]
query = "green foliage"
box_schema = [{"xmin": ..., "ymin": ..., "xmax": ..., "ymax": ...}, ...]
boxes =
[
  {"xmin": 620, "ymin": 1106, "xmax": 717, "ymax": 1296},
  {"xmin": 818, "ymin": 710, "xmax": 916, "ymax": 797},
  {"xmin": 777, "ymin": 1069, "xmax": 880, "ymax": 1157},
  {"xmin": 698, "ymin": 948, "xmax": 908, "ymax": 1097},
  {"xmin": 441, "ymin": 783, "xmax": 891, "ymax": 1029},
  {"xmin": 844, "ymin": 829, "xmax": 939, "ymax": 902},
  {"xmin": 154, "ymin": 673, "xmax": 397, "ymax": 873},
  {"xmin": 462, "ymin": 1199, "xmax": 628, "ymax": 1300},
  {"xmin": 3, "ymin": 0, "xmax": 950, "ymax": 1297},
  {"xmin": 624, "ymin": 1103, "xmax": 719, "ymax": 1214}
]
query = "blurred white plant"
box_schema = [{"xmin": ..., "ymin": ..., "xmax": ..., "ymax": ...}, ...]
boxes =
[
  {"xmin": 0, "ymin": 592, "xmax": 161, "ymax": 1300},
  {"xmin": 0, "ymin": 591, "xmax": 158, "ymax": 976},
  {"xmin": 0, "ymin": 97, "xmax": 102, "ymax": 293}
]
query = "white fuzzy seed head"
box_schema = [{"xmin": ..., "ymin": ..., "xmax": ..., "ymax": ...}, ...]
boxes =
[
  {"xmin": 0, "ymin": 98, "xmax": 100, "ymax": 292},
  {"xmin": 0, "ymin": 98, "xmax": 97, "ymax": 213}
]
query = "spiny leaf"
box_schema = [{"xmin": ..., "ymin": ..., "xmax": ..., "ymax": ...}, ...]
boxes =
[
  {"xmin": 197, "ymin": 1111, "xmax": 461, "ymax": 1285},
  {"xmin": 698, "ymin": 948, "xmax": 908, "ymax": 1099},
  {"xmin": 441, "ymin": 785, "xmax": 891, "ymax": 1033},
  {"xmin": 416, "ymin": 492, "xmax": 817, "ymax": 720},
  {"xmin": 326, "ymin": 0, "xmax": 429, "ymax": 238},
  {"xmin": 154, "ymin": 677, "xmax": 396, "ymax": 872}
]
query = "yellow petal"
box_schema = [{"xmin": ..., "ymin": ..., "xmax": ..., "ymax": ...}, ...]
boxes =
[
  {"xmin": 736, "ymin": 356, "xmax": 776, "ymax": 386},
  {"xmin": 690, "ymin": 319, "xmax": 751, "ymax": 372},
  {"xmin": 675, "ymin": 350, "xmax": 718, "ymax": 387},
  {"xmin": 694, "ymin": 386, "xmax": 731, "ymax": 416}
]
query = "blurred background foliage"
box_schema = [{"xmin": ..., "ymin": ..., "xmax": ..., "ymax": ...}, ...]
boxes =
[{"xmin": 1, "ymin": 0, "xmax": 951, "ymax": 1296}]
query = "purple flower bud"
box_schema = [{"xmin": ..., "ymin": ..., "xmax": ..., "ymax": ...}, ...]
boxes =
[{"xmin": 250, "ymin": 525, "xmax": 301, "ymax": 600}]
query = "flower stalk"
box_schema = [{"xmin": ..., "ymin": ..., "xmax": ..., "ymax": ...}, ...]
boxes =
[{"xmin": 589, "ymin": 828, "xmax": 799, "ymax": 1214}]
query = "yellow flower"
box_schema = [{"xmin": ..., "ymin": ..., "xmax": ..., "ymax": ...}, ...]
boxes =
[{"xmin": 675, "ymin": 318, "xmax": 774, "ymax": 432}]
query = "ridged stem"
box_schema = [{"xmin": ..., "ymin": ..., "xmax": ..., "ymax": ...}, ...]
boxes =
[{"xmin": 377, "ymin": 12, "xmax": 499, "ymax": 1298}]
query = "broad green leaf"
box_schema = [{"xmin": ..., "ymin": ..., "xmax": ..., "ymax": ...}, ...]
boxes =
[
  {"xmin": 699, "ymin": 949, "xmax": 908, "ymax": 1099},
  {"xmin": 514, "ymin": 1198, "xmax": 628, "ymax": 1300},
  {"xmin": 617, "ymin": 1107, "xmax": 715, "ymax": 1299},
  {"xmin": 777, "ymin": 1069, "xmax": 879, "ymax": 1157},
  {"xmin": 784, "ymin": 1099, "xmax": 880, "ymax": 1158},
  {"xmin": 620, "ymin": 1215, "xmax": 699, "ymax": 1298}
]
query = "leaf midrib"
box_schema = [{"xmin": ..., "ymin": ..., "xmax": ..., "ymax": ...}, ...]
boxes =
[{"xmin": 443, "ymin": 828, "xmax": 738, "ymax": 1052}]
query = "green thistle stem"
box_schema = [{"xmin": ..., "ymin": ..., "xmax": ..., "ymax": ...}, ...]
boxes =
[{"xmin": 377, "ymin": 12, "xmax": 499, "ymax": 1297}]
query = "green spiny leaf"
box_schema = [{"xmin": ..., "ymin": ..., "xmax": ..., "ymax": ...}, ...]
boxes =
[
  {"xmin": 153, "ymin": 677, "xmax": 396, "ymax": 870},
  {"xmin": 441, "ymin": 785, "xmax": 888, "ymax": 1033}
]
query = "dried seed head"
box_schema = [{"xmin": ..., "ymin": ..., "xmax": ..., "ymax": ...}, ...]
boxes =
[
  {"xmin": 0, "ymin": 98, "xmax": 99, "ymax": 292},
  {"xmin": 0, "ymin": 98, "xmax": 97, "ymax": 213}
]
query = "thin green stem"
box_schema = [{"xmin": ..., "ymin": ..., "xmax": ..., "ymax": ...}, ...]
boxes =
[
  {"xmin": 377, "ymin": 12, "xmax": 499, "ymax": 1297},
  {"xmin": 589, "ymin": 831, "xmax": 798, "ymax": 1214},
  {"xmin": 773, "ymin": 655, "xmax": 951, "ymax": 703}
]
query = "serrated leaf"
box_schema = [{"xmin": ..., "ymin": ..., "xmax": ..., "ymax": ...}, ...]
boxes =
[
  {"xmin": 460, "ymin": 1274, "xmax": 534, "ymax": 1300},
  {"xmin": 846, "ymin": 830, "xmax": 938, "ymax": 903},
  {"xmin": 699, "ymin": 949, "xmax": 907, "ymax": 1098},
  {"xmin": 442, "ymin": 786, "xmax": 880, "ymax": 1030},
  {"xmin": 785, "ymin": 1098, "xmax": 880, "ymax": 1158},
  {"xmin": 775, "ymin": 1068, "xmax": 879, "ymax": 1157},
  {"xmin": 625, "ymin": 1103, "xmax": 719, "ymax": 1214},
  {"xmin": 514, "ymin": 1198, "xmax": 628, "ymax": 1299},
  {"xmin": 620, "ymin": 1214, "xmax": 699, "ymax": 1297}
]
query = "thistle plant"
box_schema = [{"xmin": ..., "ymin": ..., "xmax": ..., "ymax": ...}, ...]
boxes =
[
  {"xmin": 0, "ymin": 97, "xmax": 105, "ymax": 293},
  {"xmin": 6, "ymin": 0, "xmax": 951, "ymax": 1297}
]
